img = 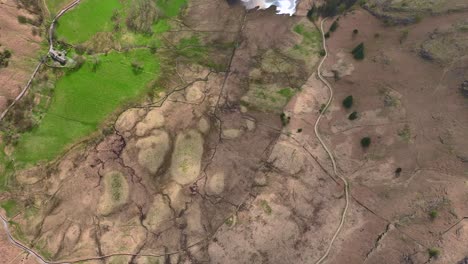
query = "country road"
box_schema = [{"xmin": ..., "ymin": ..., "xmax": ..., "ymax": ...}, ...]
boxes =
[
  {"xmin": 0, "ymin": 0, "xmax": 81, "ymax": 122},
  {"xmin": 313, "ymin": 18, "xmax": 350, "ymax": 264},
  {"xmin": 0, "ymin": 1, "xmax": 83, "ymax": 263}
]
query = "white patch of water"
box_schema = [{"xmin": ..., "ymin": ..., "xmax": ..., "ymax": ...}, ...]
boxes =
[{"xmin": 240, "ymin": 0, "xmax": 298, "ymax": 15}]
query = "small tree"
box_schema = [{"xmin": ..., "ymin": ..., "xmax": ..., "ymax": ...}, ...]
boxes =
[
  {"xmin": 361, "ymin": 137, "xmax": 371, "ymax": 148},
  {"xmin": 342, "ymin": 95, "xmax": 353, "ymax": 109},
  {"xmin": 351, "ymin": 42, "xmax": 365, "ymax": 60},
  {"xmin": 353, "ymin": 29, "xmax": 359, "ymax": 35},
  {"xmin": 280, "ymin": 113, "xmax": 289, "ymax": 127},
  {"xmin": 17, "ymin": 15, "xmax": 28, "ymax": 24},
  {"xmin": 395, "ymin": 167, "xmax": 402, "ymax": 176},
  {"xmin": 348, "ymin": 111, "xmax": 358, "ymax": 120},
  {"xmin": 324, "ymin": 32, "xmax": 330, "ymax": 38},
  {"xmin": 307, "ymin": 5, "xmax": 317, "ymax": 20}
]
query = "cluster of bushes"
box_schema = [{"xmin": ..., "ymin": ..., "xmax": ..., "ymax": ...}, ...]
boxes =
[
  {"xmin": 17, "ymin": 0, "xmax": 42, "ymax": 15},
  {"xmin": 342, "ymin": 96, "xmax": 359, "ymax": 120},
  {"xmin": 0, "ymin": 49, "xmax": 12, "ymax": 68},
  {"xmin": 280, "ymin": 112, "xmax": 290, "ymax": 127},
  {"xmin": 17, "ymin": 15, "xmax": 41, "ymax": 26},
  {"xmin": 126, "ymin": 0, "xmax": 160, "ymax": 34},
  {"xmin": 341, "ymin": 96, "xmax": 371, "ymax": 148},
  {"xmin": 325, "ymin": 20, "xmax": 339, "ymax": 39},
  {"xmin": 308, "ymin": 0, "xmax": 359, "ymax": 18},
  {"xmin": 1, "ymin": 95, "xmax": 37, "ymax": 145}
]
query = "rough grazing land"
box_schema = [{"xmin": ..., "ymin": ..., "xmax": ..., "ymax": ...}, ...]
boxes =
[
  {"xmin": 55, "ymin": 0, "xmax": 122, "ymax": 43},
  {"xmin": 0, "ymin": 0, "xmax": 467, "ymax": 263},
  {"xmin": 0, "ymin": 0, "xmax": 41, "ymax": 111}
]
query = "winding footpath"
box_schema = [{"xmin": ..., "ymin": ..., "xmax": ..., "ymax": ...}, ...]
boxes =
[{"xmin": 313, "ymin": 18, "xmax": 350, "ymax": 264}]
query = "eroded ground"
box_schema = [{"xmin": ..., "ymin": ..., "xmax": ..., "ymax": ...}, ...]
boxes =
[{"xmin": 0, "ymin": 0, "xmax": 467, "ymax": 264}]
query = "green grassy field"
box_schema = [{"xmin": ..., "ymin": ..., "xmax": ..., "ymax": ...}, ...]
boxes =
[
  {"xmin": 0, "ymin": 199, "xmax": 18, "ymax": 217},
  {"xmin": 157, "ymin": 0, "xmax": 187, "ymax": 17},
  {"xmin": 46, "ymin": 0, "xmax": 69, "ymax": 14},
  {"xmin": 14, "ymin": 50, "xmax": 160, "ymax": 165},
  {"xmin": 55, "ymin": 0, "xmax": 122, "ymax": 43}
]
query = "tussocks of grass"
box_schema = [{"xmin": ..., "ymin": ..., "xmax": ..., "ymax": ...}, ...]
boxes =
[
  {"xmin": 260, "ymin": 200, "xmax": 272, "ymax": 215},
  {"xmin": 170, "ymin": 130, "xmax": 204, "ymax": 185},
  {"xmin": 98, "ymin": 172, "xmax": 129, "ymax": 216}
]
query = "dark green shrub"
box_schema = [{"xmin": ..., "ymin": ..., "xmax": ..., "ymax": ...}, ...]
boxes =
[
  {"xmin": 360, "ymin": 137, "xmax": 371, "ymax": 148},
  {"xmin": 428, "ymin": 248, "xmax": 440, "ymax": 258},
  {"xmin": 342, "ymin": 95, "xmax": 353, "ymax": 109},
  {"xmin": 297, "ymin": 128, "xmax": 303, "ymax": 133},
  {"xmin": 429, "ymin": 210, "xmax": 438, "ymax": 220},
  {"xmin": 319, "ymin": 49, "xmax": 326, "ymax": 57},
  {"xmin": 0, "ymin": 49, "xmax": 12, "ymax": 68},
  {"xmin": 319, "ymin": 103, "xmax": 326, "ymax": 113},
  {"xmin": 324, "ymin": 32, "xmax": 330, "ymax": 38},
  {"xmin": 351, "ymin": 42, "xmax": 365, "ymax": 60},
  {"xmin": 3, "ymin": 50, "xmax": 11, "ymax": 58},
  {"xmin": 395, "ymin": 167, "xmax": 402, "ymax": 175},
  {"xmin": 348, "ymin": 111, "xmax": 358, "ymax": 120},
  {"xmin": 280, "ymin": 113, "xmax": 289, "ymax": 126},
  {"xmin": 17, "ymin": 15, "xmax": 28, "ymax": 24},
  {"xmin": 329, "ymin": 21, "xmax": 339, "ymax": 32},
  {"xmin": 353, "ymin": 29, "xmax": 359, "ymax": 35}
]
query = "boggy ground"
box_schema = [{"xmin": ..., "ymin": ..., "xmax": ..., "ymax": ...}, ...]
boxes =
[{"xmin": 1, "ymin": 1, "xmax": 468, "ymax": 264}]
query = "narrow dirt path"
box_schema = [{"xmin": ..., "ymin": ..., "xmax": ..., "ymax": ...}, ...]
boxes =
[{"xmin": 313, "ymin": 18, "xmax": 350, "ymax": 264}]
